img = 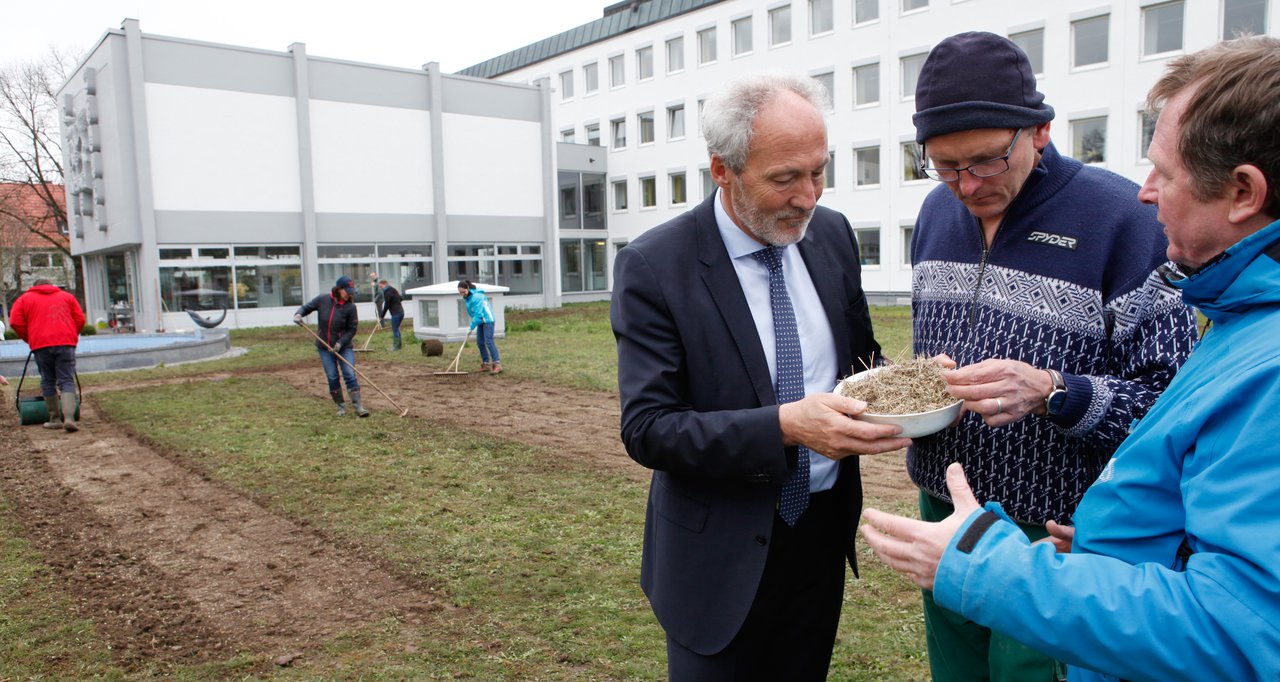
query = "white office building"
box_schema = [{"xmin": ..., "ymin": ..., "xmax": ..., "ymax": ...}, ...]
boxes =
[
  {"xmin": 461, "ymin": 0, "xmax": 1276, "ymax": 302},
  {"xmin": 58, "ymin": 20, "xmax": 560, "ymax": 332}
]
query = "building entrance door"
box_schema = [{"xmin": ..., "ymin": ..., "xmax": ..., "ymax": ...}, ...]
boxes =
[{"xmin": 103, "ymin": 251, "xmax": 137, "ymax": 332}]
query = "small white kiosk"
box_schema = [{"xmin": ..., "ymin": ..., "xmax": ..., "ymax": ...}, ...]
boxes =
[{"xmin": 406, "ymin": 282, "xmax": 509, "ymax": 342}]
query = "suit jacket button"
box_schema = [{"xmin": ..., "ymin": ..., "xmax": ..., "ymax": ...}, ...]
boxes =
[{"xmin": 754, "ymin": 535, "xmax": 767, "ymax": 546}]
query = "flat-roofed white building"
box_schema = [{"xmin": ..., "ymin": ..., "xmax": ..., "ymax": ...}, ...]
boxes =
[
  {"xmin": 461, "ymin": 0, "xmax": 1277, "ymax": 303},
  {"xmin": 58, "ymin": 19, "xmax": 560, "ymax": 331}
]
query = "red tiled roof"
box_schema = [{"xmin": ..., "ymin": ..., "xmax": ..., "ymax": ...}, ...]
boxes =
[{"xmin": 0, "ymin": 182, "xmax": 68, "ymax": 250}]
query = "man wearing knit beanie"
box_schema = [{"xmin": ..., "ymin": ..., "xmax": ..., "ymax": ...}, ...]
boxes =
[{"xmin": 903, "ymin": 31, "xmax": 1197, "ymax": 681}]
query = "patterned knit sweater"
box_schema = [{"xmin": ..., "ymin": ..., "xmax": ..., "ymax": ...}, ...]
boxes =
[{"xmin": 908, "ymin": 143, "xmax": 1198, "ymax": 524}]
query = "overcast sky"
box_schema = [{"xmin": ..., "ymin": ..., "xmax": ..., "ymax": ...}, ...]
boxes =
[{"xmin": 2, "ymin": 0, "xmax": 609, "ymax": 73}]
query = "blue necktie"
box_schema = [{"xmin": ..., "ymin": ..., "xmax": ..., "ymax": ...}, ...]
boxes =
[{"xmin": 753, "ymin": 246, "xmax": 809, "ymax": 527}]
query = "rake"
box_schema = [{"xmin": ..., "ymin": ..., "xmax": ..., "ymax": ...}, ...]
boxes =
[
  {"xmin": 295, "ymin": 322, "xmax": 409, "ymax": 417},
  {"xmin": 434, "ymin": 331, "xmax": 471, "ymax": 376}
]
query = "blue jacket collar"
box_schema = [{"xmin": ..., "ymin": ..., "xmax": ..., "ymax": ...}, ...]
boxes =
[{"xmin": 1165, "ymin": 218, "xmax": 1280, "ymax": 319}]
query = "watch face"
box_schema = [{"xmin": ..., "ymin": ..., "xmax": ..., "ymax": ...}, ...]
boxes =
[{"xmin": 1047, "ymin": 390, "xmax": 1068, "ymax": 414}]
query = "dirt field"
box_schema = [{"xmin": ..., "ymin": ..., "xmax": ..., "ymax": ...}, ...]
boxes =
[{"xmin": 0, "ymin": 359, "xmax": 916, "ymax": 669}]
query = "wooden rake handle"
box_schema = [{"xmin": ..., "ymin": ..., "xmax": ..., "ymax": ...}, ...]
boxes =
[{"xmin": 295, "ymin": 322, "xmax": 409, "ymax": 417}]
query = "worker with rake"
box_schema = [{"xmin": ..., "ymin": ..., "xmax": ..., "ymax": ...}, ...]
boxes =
[{"xmin": 294, "ymin": 276, "xmax": 369, "ymax": 417}]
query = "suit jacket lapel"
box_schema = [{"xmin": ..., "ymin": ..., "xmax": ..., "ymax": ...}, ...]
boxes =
[{"xmin": 694, "ymin": 196, "xmax": 777, "ymax": 407}]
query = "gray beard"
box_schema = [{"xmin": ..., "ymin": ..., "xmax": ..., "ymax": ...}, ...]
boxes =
[{"xmin": 729, "ymin": 179, "xmax": 814, "ymax": 247}]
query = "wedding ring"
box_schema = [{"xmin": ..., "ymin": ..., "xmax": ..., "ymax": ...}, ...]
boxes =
[{"xmin": 995, "ymin": 398, "xmax": 1004, "ymax": 414}]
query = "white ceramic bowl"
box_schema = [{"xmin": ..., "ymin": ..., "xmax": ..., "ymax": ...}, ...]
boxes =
[{"xmin": 832, "ymin": 366, "xmax": 963, "ymax": 439}]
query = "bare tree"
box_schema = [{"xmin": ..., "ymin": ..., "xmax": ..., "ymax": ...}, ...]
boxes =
[{"xmin": 0, "ymin": 48, "xmax": 83, "ymax": 304}]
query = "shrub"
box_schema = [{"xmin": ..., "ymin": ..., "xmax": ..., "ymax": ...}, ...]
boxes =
[{"xmin": 81, "ymin": 325, "xmax": 97, "ymax": 336}]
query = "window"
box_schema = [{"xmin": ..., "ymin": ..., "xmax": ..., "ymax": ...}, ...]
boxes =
[
  {"xmin": 560, "ymin": 239, "xmax": 608, "ymax": 293},
  {"xmin": 1139, "ymin": 110, "xmax": 1158, "ymax": 160},
  {"xmin": 733, "ymin": 16, "xmax": 754, "ymax": 56},
  {"xmin": 698, "ymin": 27, "xmax": 717, "ymax": 64},
  {"xmin": 559, "ymin": 70, "xmax": 574, "ymax": 100},
  {"xmin": 639, "ymin": 111, "xmax": 656, "ymax": 145},
  {"xmin": 901, "ymin": 53, "xmax": 927, "ymax": 99},
  {"xmin": 853, "ymin": 62, "xmax": 880, "ymax": 106},
  {"xmin": 448, "ymin": 244, "xmax": 542, "ymax": 295},
  {"xmin": 1071, "ymin": 117, "xmax": 1107, "ymax": 163},
  {"xmin": 561, "ymin": 128, "xmax": 576, "ymax": 143},
  {"xmin": 1010, "ymin": 28, "xmax": 1044, "ymax": 75},
  {"xmin": 902, "ymin": 142, "xmax": 927, "ymax": 182},
  {"xmin": 855, "ymin": 145, "xmax": 881, "ymax": 187},
  {"xmin": 1073, "ymin": 15, "xmax": 1109, "ymax": 67},
  {"xmin": 770, "ymin": 5, "xmax": 792, "ymax": 46},
  {"xmin": 824, "ymin": 151, "xmax": 835, "ymax": 189},
  {"xmin": 701, "ymin": 168, "xmax": 715, "ymax": 199},
  {"xmin": 1223, "ymin": 0, "xmax": 1268, "ymax": 40},
  {"xmin": 902, "ymin": 226, "xmax": 914, "ymax": 266},
  {"xmin": 902, "ymin": 0, "xmax": 928, "ymax": 11},
  {"xmin": 637, "ymin": 45, "xmax": 654, "ymax": 80},
  {"xmin": 668, "ymin": 104, "xmax": 686, "ymax": 140},
  {"xmin": 814, "ymin": 71, "xmax": 834, "ymax": 110},
  {"xmin": 377, "ymin": 243, "xmax": 435, "ymax": 293},
  {"xmin": 27, "ymin": 252, "xmax": 64, "ymax": 268},
  {"xmin": 1143, "ymin": 2, "xmax": 1184, "ymax": 56},
  {"xmin": 855, "ymin": 0, "xmax": 879, "ymax": 23},
  {"xmin": 315, "ymin": 245, "xmax": 374, "ymax": 303},
  {"xmin": 666, "ymin": 36, "xmax": 685, "ymax": 73},
  {"xmin": 854, "ymin": 228, "xmax": 881, "ymax": 266},
  {"xmin": 698, "ymin": 99, "xmax": 706, "ymax": 136},
  {"xmin": 583, "ymin": 62, "xmax": 599, "ymax": 93},
  {"xmin": 609, "ymin": 54, "xmax": 625, "ymax": 87},
  {"xmin": 670, "ymin": 172, "xmax": 687, "ymax": 205},
  {"xmin": 164, "ymin": 245, "xmax": 306, "ymax": 312},
  {"xmin": 613, "ymin": 179, "xmax": 628, "ymax": 211},
  {"xmin": 641, "ymin": 176, "xmax": 657, "ymax": 208},
  {"xmin": 811, "ymin": 0, "xmax": 834, "ymax": 35},
  {"xmin": 559, "ymin": 172, "xmax": 580, "ymax": 230},
  {"xmin": 583, "ymin": 174, "xmax": 605, "ymax": 229},
  {"xmin": 612, "ymin": 118, "xmax": 627, "ymax": 149},
  {"xmin": 586, "ymin": 123, "xmax": 601, "ymax": 146}
]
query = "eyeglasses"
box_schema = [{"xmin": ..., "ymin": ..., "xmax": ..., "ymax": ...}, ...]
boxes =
[{"xmin": 919, "ymin": 128, "xmax": 1022, "ymax": 183}]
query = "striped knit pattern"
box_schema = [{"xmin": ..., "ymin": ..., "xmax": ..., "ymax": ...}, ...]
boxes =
[{"xmin": 910, "ymin": 262, "xmax": 1194, "ymax": 523}]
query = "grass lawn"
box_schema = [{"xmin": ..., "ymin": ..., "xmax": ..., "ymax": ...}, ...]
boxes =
[{"xmin": 0, "ymin": 303, "xmax": 928, "ymax": 680}]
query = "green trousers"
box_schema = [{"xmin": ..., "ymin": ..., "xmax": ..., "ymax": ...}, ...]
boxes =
[{"xmin": 919, "ymin": 491, "xmax": 1067, "ymax": 682}]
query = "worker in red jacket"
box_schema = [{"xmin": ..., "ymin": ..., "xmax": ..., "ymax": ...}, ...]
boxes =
[{"xmin": 10, "ymin": 279, "xmax": 86, "ymax": 432}]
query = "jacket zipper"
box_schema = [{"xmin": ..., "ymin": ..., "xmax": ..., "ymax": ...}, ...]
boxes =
[{"xmin": 967, "ymin": 216, "xmax": 1000, "ymax": 331}]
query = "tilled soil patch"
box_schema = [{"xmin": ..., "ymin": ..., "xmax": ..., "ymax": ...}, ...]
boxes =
[{"xmin": 3, "ymin": 396, "xmax": 440, "ymax": 670}]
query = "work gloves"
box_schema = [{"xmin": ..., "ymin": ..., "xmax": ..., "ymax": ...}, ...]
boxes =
[{"xmin": 293, "ymin": 313, "xmax": 303, "ymax": 324}]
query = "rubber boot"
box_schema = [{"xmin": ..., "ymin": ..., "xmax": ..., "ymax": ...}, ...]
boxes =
[
  {"xmin": 392, "ymin": 336, "xmax": 402, "ymax": 351},
  {"xmin": 60, "ymin": 393, "xmax": 79, "ymax": 432},
  {"xmin": 331, "ymin": 389, "xmax": 347, "ymax": 416},
  {"xmin": 42, "ymin": 396, "xmax": 63, "ymax": 429},
  {"xmin": 349, "ymin": 390, "xmax": 370, "ymax": 418}
]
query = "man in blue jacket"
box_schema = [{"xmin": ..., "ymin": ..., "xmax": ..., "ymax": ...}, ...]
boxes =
[
  {"xmin": 862, "ymin": 36, "xmax": 1280, "ymax": 682},
  {"xmin": 905, "ymin": 32, "xmax": 1198, "ymax": 680}
]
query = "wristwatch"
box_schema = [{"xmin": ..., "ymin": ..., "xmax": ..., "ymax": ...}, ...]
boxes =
[{"xmin": 1045, "ymin": 368, "xmax": 1068, "ymax": 416}]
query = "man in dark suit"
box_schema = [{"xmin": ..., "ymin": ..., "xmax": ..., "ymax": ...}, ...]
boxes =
[{"xmin": 611, "ymin": 72, "xmax": 911, "ymax": 680}]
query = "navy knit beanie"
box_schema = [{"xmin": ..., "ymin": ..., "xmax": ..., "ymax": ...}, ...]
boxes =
[{"xmin": 913, "ymin": 31, "xmax": 1054, "ymax": 143}]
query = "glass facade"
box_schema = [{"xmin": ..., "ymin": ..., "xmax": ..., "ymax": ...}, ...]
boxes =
[
  {"xmin": 160, "ymin": 245, "xmax": 304, "ymax": 312},
  {"xmin": 561, "ymin": 238, "xmax": 608, "ymax": 293},
  {"xmin": 448, "ymin": 244, "xmax": 543, "ymax": 295}
]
